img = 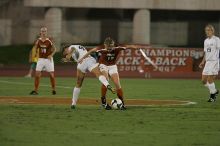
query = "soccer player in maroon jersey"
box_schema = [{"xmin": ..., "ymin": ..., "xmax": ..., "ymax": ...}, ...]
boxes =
[
  {"xmin": 30, "ymin": 27, "xmax": 57, "ymax": 95},
  {"xmin": 79, "ymin": 37, "xmax": 135, "ymax": 110}
]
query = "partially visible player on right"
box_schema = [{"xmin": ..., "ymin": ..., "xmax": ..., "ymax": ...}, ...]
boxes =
[{"xmin": 199, "ymin": 24, "xmax": 220, "ymax": 102}]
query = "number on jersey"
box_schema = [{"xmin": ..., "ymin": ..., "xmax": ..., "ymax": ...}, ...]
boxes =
[
  {"xmin": 41, "ymin": 48, "xmax": 47, "ymax": 54},
  {"xmin": 207, "ymin": 48, "xmax": 211, "ymax": 52}
]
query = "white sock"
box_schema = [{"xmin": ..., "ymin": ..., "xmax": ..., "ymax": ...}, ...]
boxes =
[
  {"xmin": 208, "ymin": 83, "xmax": 217, "ymax": 94},
  {"xmin": 98, "ymin": 75, "xmax": 109, "ymax": 87},
  {"xmin": 72, "ymin": 87, "xmax": 81, "ymax": 105}
]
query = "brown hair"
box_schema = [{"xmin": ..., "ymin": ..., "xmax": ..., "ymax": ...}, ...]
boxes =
[
  {"xmin": 205, "ymin": 24, "xmax": 215, "ymax": 33},
  {"xmin": 104, "ymin": 37, "xmax": 115, "ymax": 46}
]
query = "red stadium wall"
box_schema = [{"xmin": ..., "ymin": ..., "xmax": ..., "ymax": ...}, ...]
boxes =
[{"xmin": 0, "ymin": 46, "xmax": 205, "ymax": 78}]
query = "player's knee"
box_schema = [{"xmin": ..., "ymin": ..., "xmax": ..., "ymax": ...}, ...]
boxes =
[
  {"xmin": 91, "ymin": 69, "xmax": 101, "ymax": 78},
  {"xmin": 76, "ymin": 82, "xmax": 82, "ymax": 88},
  {"xmin": 76, "ymin": 84, "xmax": 81, "ymax": 88},
  {"xmin": 49, "ymin": 73, "xmax": 55, "ymax": 78},
  {"xmin": 76, "ymin": 78, "xmax": 84, "ymax": 87},
  {"xmin": 35, "ymin": 72, "xmax": 41, "ymax": 77},
  {"xmin": 115, "ymin": 84, "xmax": 121, "ymax": 89},
  {"xmin": 207, "ymin": 80, "xmax": 214, "ymax": 84}
]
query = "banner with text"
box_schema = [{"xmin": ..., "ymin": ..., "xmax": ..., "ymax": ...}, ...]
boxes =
[{"xmin": 116, "ymin": 47, "xmax": 204, "ymax": 73}]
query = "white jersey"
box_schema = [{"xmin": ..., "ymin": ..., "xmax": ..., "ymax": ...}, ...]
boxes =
[
  {"xmin": 69, "ymin": 45, "xmax": 87, "ymax": 62},
  {"xmin": 204, "ymin": 36, "xmax": 220, "ymax": 61}
]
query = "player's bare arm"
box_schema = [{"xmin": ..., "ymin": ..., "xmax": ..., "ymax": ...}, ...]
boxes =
[
  {"xmin": 48, "ymin": 44, "xmax": 57, "ymax": 60},
  {"xmin": 113, "ymin": 45, "xmax": 139, "ymax": 51},
  {"xmin": 122, "ymin": 44, "xmax": 138, "ymax": 49},
  {"xmin": 61, "ymin": 47, "xmax": 75, "ymax": 62},
  {"xmin": 32, "ymin": 40, "xmax": 39, "ymax": 59},
  {"xmin": 78, "ymin": 47, "xmax": 98, "ymax": 63}
]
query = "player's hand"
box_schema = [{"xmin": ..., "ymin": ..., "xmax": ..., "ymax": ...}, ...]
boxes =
[
  {"xmin": 78, "ymin": 58, "xmax": 83, "ymax": 64},
  {"xmin": 199, "ymin": 62, "xmax": 204, "ymax": 68},
  {"xmin": 61, "ymin": 58, "xmax": 69, "ymax": 63}
]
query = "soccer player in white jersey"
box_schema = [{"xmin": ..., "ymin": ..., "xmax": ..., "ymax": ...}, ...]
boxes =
[
  {"xmin": 62, "ymin": 45, "xmax": 115, "ymax": 109},
  {"xmin": 199, "ymin": 24, "xmax": 220, "ymax": 102}
]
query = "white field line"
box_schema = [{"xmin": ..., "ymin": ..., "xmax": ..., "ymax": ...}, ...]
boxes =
[
  {"xmin": 58, "ymin": 131, "xmax": 217, "ymax": 135},
  {"xmin": 128, "ymin": 101, "xmax": 197, "ymax": 106},
  {"xmin": 0, "ymin": 97, "xmax": 197, "ymax": 107},
  {"xmin": 0, "ymin": 80, "xmax": 72, "ymax": 89}
]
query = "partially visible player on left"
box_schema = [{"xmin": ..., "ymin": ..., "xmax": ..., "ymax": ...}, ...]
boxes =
[
  {"xmin": 24, "ymin": 44, "xmax": 39, "ymax": 78},
  {"xmin": 62, "ymin": 44, "xmax": 115, "ymax": 109},
  {"xmin": 30, "ymin": 27, "xmax": 57, "ymax": 95}
]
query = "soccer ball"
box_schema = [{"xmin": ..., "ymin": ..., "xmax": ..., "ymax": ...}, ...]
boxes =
[{"xmin": 111, "ymin": 98, "xmax": 123, "ymax": 109}]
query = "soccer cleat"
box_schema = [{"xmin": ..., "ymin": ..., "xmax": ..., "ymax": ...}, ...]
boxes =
[
  {"xmin": 52, "ymin": 90, "xmax": 56, "ymax": 95},
  {"xmin": 101, "ymin": 96, "xmax": 107, "ymax": 104},
  {"xmin": 71, "ymin": 105, "xmax": 76, "ymax": 109},
  {"xmin": 207, "ymin": 98, "xmax": 215, "ymax": 102},
  {"xmin": 107, "ymin": 85, "xmax": 116, "ymax": 94},
  {"xmin": 102, "ymin": 103, "xmax": 112, "ymax": 110},
  {"xmin": 30, "ymin": 90, "xmax": 38, "ymax": 95},
  {"xmin": 207, "ymin": 90, "xmax": 218, "ymax": 102},
  {"xmin": 120, "ymin": 104, "xmax": 127, "ymax": 110}
]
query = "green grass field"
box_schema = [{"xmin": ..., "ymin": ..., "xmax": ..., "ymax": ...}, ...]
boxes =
[{"xmin": 0, "ymin": 77, "xmax": 220, "ymax": 146}]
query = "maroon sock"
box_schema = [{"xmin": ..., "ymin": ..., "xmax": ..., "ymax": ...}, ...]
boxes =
[
  {"xmin": 117, "ymin": 88, "xmax": 124, "ymax": 104},
  {"xmin": 50, "ymin": 75, "xmax": 56, "ymax": 91}
]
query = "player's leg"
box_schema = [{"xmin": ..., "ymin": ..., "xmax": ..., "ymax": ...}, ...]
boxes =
[
  {"xmin": 108, "ymin": 65, "xmax": 126, "ymax": 109},
  {"xmin": 30, "ymin": 59, "xmax": 43, "ymax": 95},
  {"xmin": 111, "ymin": 73, "xmax": 123, "ymax": 97},
  {"xmin": 202, "ymin": 61, "xmax": 219, "ymax": 102},
  {"xmin": 49, "ymin": 72, "xmax": 56, "ymax": 95},
  {"xmin": 98, "ymin": 64, "xmax": 110, "ymax": 107},
  {"xmin": 34, "ymin": 71, "xmax": 41, "ymax": 92},
  {"xmin": 110, "ymin": 73, "xmax": 126, "ymax": 110},
  {"xmin": 98, "ymin": 70, "xmax": 112, "ymax": 109},
  {"xmin": 201, "ymin": 75, "xmax": 208, "ymax": 88},
  {"xmin": 45, "ymin": 58, "xmax": 56, "ymax": 94},
  {"xmin": 90, "ymin": 66, "xmax": 115, "ymax": 94},
  {"xmin": 87, "ymin": 60, "xmax": 115, "ymax": 93},
  {"xmin": 207, "ymin": 75, "xmax": 218, "ymax": 102},
  {"xmin": 71, "ymin": 69, "xmax": 85, "ymax": 109}
]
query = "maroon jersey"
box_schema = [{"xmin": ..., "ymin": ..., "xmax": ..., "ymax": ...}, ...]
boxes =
[
  {"xmin": 97, "ymin": 46, "xmax": 125, "ymax": 66},
  {"xmin": 36, "ymin": 38, "xmax": 53, "ymax": 58}
]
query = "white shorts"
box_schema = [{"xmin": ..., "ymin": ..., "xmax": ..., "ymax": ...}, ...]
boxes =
[
  {"xmin": 202, "ymin": 60, "xmax": 219, "ymax": 75},
  {"xmin": 36, "ymin": 58, "xmax": 54, "ymax": 72},
  {"xmin": 77, "ymin": 57, "xmax": 98, "ymax": 73},
  {"xmin": 99, "ymin": 64, "xmax": 118, "ymax": 76}
]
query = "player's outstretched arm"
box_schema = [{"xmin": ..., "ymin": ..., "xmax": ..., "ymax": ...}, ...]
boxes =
[
  {"xmin": 113, "ymin": 45, "xmax": 141, "ymax": 51},
  {"xmin": 123, "ymin": 44, "xmax": 138, "ymax": 49},
  {"xmin": 78, "ymin": 47, "xmax": 98, "ymax": 63}
]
